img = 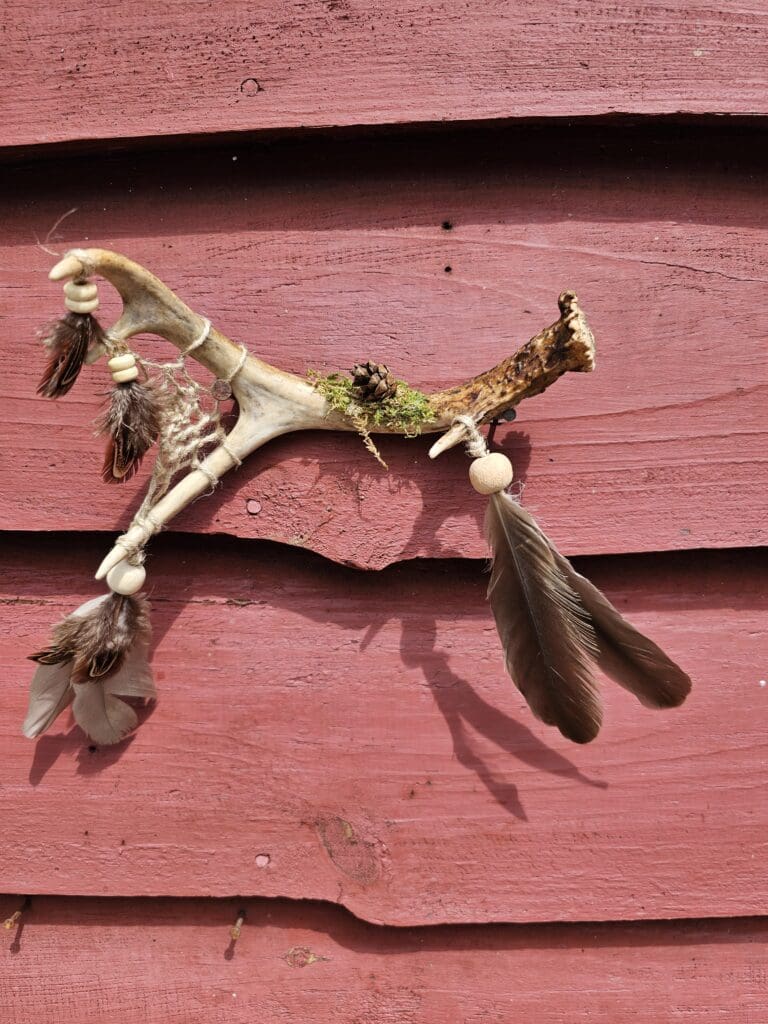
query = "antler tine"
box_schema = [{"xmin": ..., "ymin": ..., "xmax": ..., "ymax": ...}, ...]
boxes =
[{"xmin": 50, "ymin": 248, "xmax": 246, "ymax": 383}]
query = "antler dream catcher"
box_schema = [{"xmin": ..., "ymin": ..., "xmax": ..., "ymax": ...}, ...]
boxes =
[{"xmin": 23, "ymin": 248, "xmax": 691, "ymax": 747}]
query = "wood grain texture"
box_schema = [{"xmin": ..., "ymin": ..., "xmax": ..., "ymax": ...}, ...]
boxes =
[
  {"xmin": 1, "ymin": 126, "xmax": 765, "ymax": 567},
  {"xmin": 4, "ymin": 1, "xmax": 768, "ymax": 149},
  {"xmin": 1, "ymin": 897, "xmax": 766, "ymax": 1024},
  {"xmin": 1, "ymin": 534, "xmax": 765, "ymax": 926}
]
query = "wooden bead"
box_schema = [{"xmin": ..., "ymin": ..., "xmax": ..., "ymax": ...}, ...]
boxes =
[
  {"xmin": 468, "ymin": 452, "xmax": 513, "ymax": 494},
  {"xmin": 64, "ymin": 296, "xmax": 100, "ymax": 313},
  {"xmin": 112, "ymin": 366, "xmax": 139, "ymax": 383},
  {"xmin": 108, "ymin": 353, "xmax": 137, "ymax": 372},
  {"xmin": 64, "ymin": 280, "xmax": 98, "ymax": 302},
  {"xmin": 106, "ymin": 560, "xmax": 147, "ymax": 596}
]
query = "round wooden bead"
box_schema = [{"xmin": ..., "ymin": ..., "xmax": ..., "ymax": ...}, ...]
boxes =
[
  {"xmin": 108, "ymin": 353, "xmax": 137, "ymax": 372},
  {"xmin": 106, "ymin": 560, "xmax": 147, "ymax": 596},
  {"xmin": 112, "ymin": 366, "xmax": 140, "ymax": 383},
  {"xmin": 64, "ymin": 280, "xmax": 98, "ymax": 302},
  {"xmin": 468, "ymin": 452, "xmax": 514, "ymax": 494}
]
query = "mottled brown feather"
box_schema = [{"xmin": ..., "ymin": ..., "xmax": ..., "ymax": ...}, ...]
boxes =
[
  {"xmin": 485, "ymin": 492, "xmax": 602, "ymax": 744},
  {"xmin": 550, "ymin": 551, "xmax": 692, "ymax": 709},
  {"xmin": 96, "ymin": 380, "xmax": 161, "ymax": 482},
  {"xmin": 37, "ymin": 312, "xmax": 105, "ymax": 398}
]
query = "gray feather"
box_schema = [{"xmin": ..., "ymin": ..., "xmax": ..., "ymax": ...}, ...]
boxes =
[
  {"xmin": 22, "ymin": 661, "xmax": 74, "ymax": 738},
  {"xmin": 72, "ymin": 682, "xmax": 139, "ymax": 746}
]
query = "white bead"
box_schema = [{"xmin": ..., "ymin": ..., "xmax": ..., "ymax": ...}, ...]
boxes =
[
  {"xmin": 112, "ymin": 366, "xmax": 139, "ymax": 383},
  {"xmin": 106, "ymin": 560, "xmax": 147, "ymax": 596},
  {"xmin": 469, "ymin": 452, "xmax": 514, "ymax": 494},
  {"xmin": 108, "ymin": 353, "xmax": 137, "ymax": 372},
  {"xmin": 64, "ymin": 296, "xmax": 100, "ymax": 313},
  {"xmin": 64, "ymin": 280, "xmax": 98, "ymax": 302}
]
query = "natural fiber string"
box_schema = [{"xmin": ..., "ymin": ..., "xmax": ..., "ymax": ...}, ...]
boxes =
[
  {"xmin": 110, "ymin": 320, "xmax": 249, "ymax": 559},
  {"xmin": 223, "ymin": 345, "xmax": 248, "ymax": 384},
  {"xmin": 454, "ymin": 414, "xmax": 489, "ymax": 459}
]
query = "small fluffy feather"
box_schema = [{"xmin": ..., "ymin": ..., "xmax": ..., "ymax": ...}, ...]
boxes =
[
  {"xmin": 485, "ymin": 492, "xmax": 602, "ymax": 744},
  {"xmin": 29, "ymin": 592, "xmax": 150, "ymax": 683},
  {"xmin": 97, "ymin": 380, "xmax": 161, "ymax": 482},
  {"xmin": 37, "ymin": 312, "xmax": 105, "ymax": 398}
]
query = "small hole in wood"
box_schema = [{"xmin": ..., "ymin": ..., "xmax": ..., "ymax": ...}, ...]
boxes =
[
  {"xmin": 441, "ymin": 220, "xmax": 453, "ymax": 231},
  {"xmin": 444, "ymin": 265, "xmax": 452, "ymax": 273}
]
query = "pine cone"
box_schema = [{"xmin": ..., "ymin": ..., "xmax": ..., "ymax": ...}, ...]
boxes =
[{"xmin": 350, "ymin": 361, "xmax": 398, "ymax": 402}]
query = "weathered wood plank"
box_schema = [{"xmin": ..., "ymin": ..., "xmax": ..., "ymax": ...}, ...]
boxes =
[
  {"xmin": 4, "ymin": 1, "xmax": 768, "ymax": 149},
  {"xmin": 1, "ymin": 897, "xmax": 765, "ymax": 1024},
  {"xmin": 1, "ymin": 127, "xmax": 765, "ymax": 566},
  {"xmin": 1, "ymin": 534, "xmax": 765, "ymax": 925}
]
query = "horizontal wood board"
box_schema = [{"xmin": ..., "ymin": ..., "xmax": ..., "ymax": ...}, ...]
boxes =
[
  {"xmin": 1, "ymin": 126, "xmax": 766, "ymax": 567},
  {"xmin": 1, "ymin": 896, "xmax": 766, "ymax": 1024},
  {"xmin": 1, "ymin": 534, "xmax": 765, "ymax": 926},
  {"xmin": 4, "ymin": 2, "xmax": 768, "ymax": 149}
]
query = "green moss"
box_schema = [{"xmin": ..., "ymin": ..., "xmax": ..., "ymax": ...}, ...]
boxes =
[
  {"xmin": 308, "ymin": 372, "xmax": 432, "ymax": 433},
  {"xmin": 307, "ymin": 370, "xmax": 433, "ymax": 465}
]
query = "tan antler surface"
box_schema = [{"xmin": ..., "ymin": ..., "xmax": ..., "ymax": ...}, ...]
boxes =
[{"xmin": 48, "ymin": 249, "xmax": 595, "ymax": 580}]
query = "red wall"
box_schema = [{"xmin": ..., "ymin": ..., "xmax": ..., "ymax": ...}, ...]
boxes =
[{"xmin": 1, "ymin": 3, "xmax": 766, "ymax": 1020}]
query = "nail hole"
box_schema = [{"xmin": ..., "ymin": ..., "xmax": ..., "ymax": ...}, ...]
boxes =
[
  {"xmin": 441, "ymin": 220, "xmax": 453, "ymax": 231},
  {"xmin": 444, "ymin": 265, "xmax": 452, "ymax": 273}
]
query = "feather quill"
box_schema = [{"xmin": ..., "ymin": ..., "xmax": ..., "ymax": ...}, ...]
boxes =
[
  {"xmin": 97, "ymin": 380, "xmax": 161, "ymax": 482},
  {"xmin": 550, "ymin": 550, "xmax": 691, "ymax": 708},
  {"xmin": 485, "ymin": 491, "xmax": 602, "ymax": 743},
  {"xmin": 37, "ymin": 312, "xmax": 106, "ymax": 398}
]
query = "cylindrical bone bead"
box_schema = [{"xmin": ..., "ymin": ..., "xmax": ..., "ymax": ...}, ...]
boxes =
[
  {"xmin": 64, "ymin": 280, "xmax": 99, "ymax": 302},
  {"xmin": 108, "ymin": 353, "xmax": 137, "ymax": 372},
  {"xmin": 112, "ymin": 366, "xmax": 140, "ymax": 383},
  {"xmin": 468, "ymin": 452, "xmax": 514, "ymax": 494},
  {"xmin": 64, "ymin": 296, "xmax": 100, "ymax": 314}
]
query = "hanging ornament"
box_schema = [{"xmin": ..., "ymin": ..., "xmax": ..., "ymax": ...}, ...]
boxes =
[
  {"xmin": 37, "ymin": 278, "xmax": 107, "ymax": 397},
  {"xmin": 24, "ymin": 591, "xmax": 155, "ymax": 746},
  {"xmin": 97, "ymin": 352, "xmax": 161, "ymax": 482},
  {"xmin": 461, "ymin": 417, "xmax": 691, "ymax": 743}
]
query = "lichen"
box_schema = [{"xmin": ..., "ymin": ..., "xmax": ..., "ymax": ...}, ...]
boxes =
[{"xmin": 307, "ymin": 371, "xmax": 434, "ymax": 466}]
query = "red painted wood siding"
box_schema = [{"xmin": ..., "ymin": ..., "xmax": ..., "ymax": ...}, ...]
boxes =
[
  {"xmin": 5, "ymin": 2, "xmax": 768, "ymax": 149},
  {"xmin": 2, "ymin": 535, "xmax": 766, "ymax": 925},
  {"xmin": 2, "ymin": 897, "xmax": 766, "ymax": 1024},
  {"xmin": 2, "ymin": 3, "xmax": 765, "ymax": 1019},
  {"xmin": 2, "ymin": 125, "xmax": 766, "ymax": 566}
]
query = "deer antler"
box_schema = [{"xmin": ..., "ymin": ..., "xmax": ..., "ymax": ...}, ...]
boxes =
[{"xmin": 48, "ymin": 248, "xmax": 595, "ymax": 582}]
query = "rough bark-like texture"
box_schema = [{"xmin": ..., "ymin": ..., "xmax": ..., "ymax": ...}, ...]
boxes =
[
  {"xmin": 1, "ymin": 897, "xmax": 766, "ymax": 1024},
  {"xmin": 4, "ymin": 1, "xmax": 768, "ymax": 148},
  {"xmin": 2, "ymin": 535, "xmax": 765, "ymax": 926},
  {"xmin": 1, "ymin": 126, "xmax": 766, "ymax": 566}
]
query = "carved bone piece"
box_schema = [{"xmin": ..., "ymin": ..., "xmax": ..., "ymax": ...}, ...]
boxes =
[{"xmin": 48, "ymin": 249, "xmax": 595, "ymax": 579}]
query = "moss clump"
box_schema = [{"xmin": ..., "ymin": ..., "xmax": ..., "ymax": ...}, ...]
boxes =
[{"xmin": 307, "ymin": 371, "xmax": 433, "ymax": 466}]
